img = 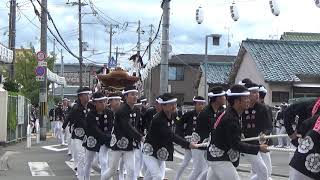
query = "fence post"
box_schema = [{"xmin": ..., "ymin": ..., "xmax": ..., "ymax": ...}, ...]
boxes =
[
  {"xmin": 35, "ymin": 120, "xmax": 40, "ymax": 144},
  {"xmin": 26, "ymin": 124, "xmax": 31, "ymax": 148}
]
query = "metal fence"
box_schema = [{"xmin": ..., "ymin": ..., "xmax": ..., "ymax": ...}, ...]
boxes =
[{"xmin": 6, "ymin": 95, "xmax": 31, "ymax": 142}]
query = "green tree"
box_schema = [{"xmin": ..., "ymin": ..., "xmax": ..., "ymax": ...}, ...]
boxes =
[
  {"xmin": 3, "ymin": 79, "xmax": 20, "ymax": 92},
  {"xmin": 13, "ymin": 46, "xmax": 55, "ymax": 105}
]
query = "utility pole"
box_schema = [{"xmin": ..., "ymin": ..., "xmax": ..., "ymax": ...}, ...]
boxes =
[
  {"xmin": 39, "ymin": 0, "xmax": 48, "ymax": 141},
  {"xmin": 52, "ymin": 39, "xmax": 55, "ymax": 102},
  {"xmin": 115, "ymin": 46, "xmax": 119, "ymax": 61},
  {"xmin": 159, "ymin": 0, "xmax": 170, "ymax": 94},
  {"xmin": 60, "ymin": 49, "xmax": 64, "ymax": 100},
  {"xmin": 137, "ymin": 20, "xmax": 141, "ymax": 55},
  {"xmin": 108, "ymin": 24, "xmax": 113, "ymax": 61},
  {"xmin": 146, "ymin": 24, "xmax": 154, "ymax": 102},
  {"xmin": 78, "ymin": 0, "xmax": 83, "ymax": 88},
  {"xmin": 8, "ymin": 0, "xmax": 16, "ymax": 79}
]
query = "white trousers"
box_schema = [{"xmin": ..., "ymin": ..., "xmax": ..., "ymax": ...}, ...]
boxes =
[
  {"xmin": 175, "ymin": 149, "xmax": 192, "ymax": 180},
  {"xmin": 134, "ymin": 148, "xmax": 143, "ymax": 178},
  {"xmin": 73, "ymin": 139, "xmax": 86, "ymax": 178},
  {"xmin": 99, "ymin": 145, "xmax": 109, "ymax": 180},
  {"xmin": 206, "ymin": 161, "xmax": 240, "ymax": 180},
  {"xmin": 52, "ymin": 121, "xmax": 57, "ymax": 137},
  {"xmin": 188, "ymin": 149, "xmax": 207, "ymax": 180},
  {"xmin": 143, "ymin": 155, "xmax": 166, "ymax": 180},
  {"xmin": 56, "ymin": 121, "xmax": 65, "ymax": 144},
  {"xmin": 289, "ymin": 167, "xmax": 314, "ymax": 180},
  {"xmin": 51, "ymin": 121, "xmax": 55, "ymax": 135},
  {"xmin": 101, "ymin": 150, "xmax": 135, "ymax": 180},
  {"xmin": 84, "ymin": 150, "xmax": 96, "ymax": 180},
  {"xmin": 66, "ymin": 126, "xmax": 72, "ymax": 155},
  {"xmin": 244, "ymin": 152, "xmax": 270, "ymax": 180},
  {"xmin": 276, "ymin": 126, "xmax": 290, "ymax": 147}
]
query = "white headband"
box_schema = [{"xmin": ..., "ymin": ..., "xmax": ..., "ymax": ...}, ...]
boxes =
[
  {"xmin": 193, "ymin": 97, "xmax": 206, "ymax": 103},
  {"xmin": 208, "ymin": 91, "xmax": 226, "ymax": 97},
  {"xmin": 157, "ymin": 98, "xmax": 177, "ymax": 104},
  {"xmin": 259, "ymin": 86, "xmax": 267, "ymax": 93},
  {"xmin": 78, "ymin": 91, "xmax": 92, "ymax": 95},
  {"xmin": 248, "ymin": 87, "xmax": 260, "ymax": 91},
  {"xmin": 122, "ymin": 89, "xmax": 138, "ymax": 95},
  {"xmin": 226, "ymin": 89, "xmax": 250, "ymax": 96},
  {"xmin": 238, "ymin": 81, "xmax": 245, "ymax": 85},
  {"xmin": 140, "ymin": 98, "xmax": 147, "ymax": 102},
  {"xmin": 93, "ymin": 97, "xmax": 108, "ymax": 101},
  {"xmin": 108, "ymin": 96, "xmax": 122, "ymax": 100},
  {"xmin": 134, "ymin": 102, "xmax": 142, "ymax": 106}
]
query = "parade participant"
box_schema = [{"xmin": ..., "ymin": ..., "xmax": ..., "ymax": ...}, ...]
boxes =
[
  {"xmin": 49, "ymin": 107, "xmax": 55, "ymax": 137},
  {"xmin": 284, "ymin": 97, "xmax": 320, "ymax": 147},
  {"xmin": 189, "ymin": 87, "xmax": 226, "ymax": 180},
  {"xmin": 63, "ymin": 87, "xmax": 93, "ymax": 178},
  {"xmin": 105, "ymin": 93, "xmax": 122, "ymax": 180},
  {"xmin": 82, "ymin": 92, "xmax": 113, "ymax": 180},
  {"xmin": 102, "ymin": 85, "xmax": 144, "ymax": 180},
  {"xmin": 289, "ymin": 113, "xmax": 320, "ymax": 180},
  {"xmin": 142, "ymin": 93, "xmax": 198, "ymax": 180},
  {"xmin": 241, "ymin": 82, "xmax": 273, "ymax": 180},
  {"xmin": 174, "ymin": 96, "xmax": 206, "ymax": 180},
  {"xmin": 62, "ymin": 98, "xmax": 72, "ymax": 156},
  {"xmin": 55, "ymin": 102, "xmax": 66, "ymax": 145},
  {"xmin": 132, "ymin": 99, "xmax": 145, "ymax": 179},
  {"xmin": 206, "ymin": 85, "xmax": 269, "ymax": 180},
  {"xmin": 275, "ymin": 103, "xmax": 290, "ymax": 148},
  {"xmin": 139, "ymin": 96, "xmax": 148, "ymax": 115},
  {"xmin": 142, "ymin": 95, "xmax": 163, "ymax": 134}
]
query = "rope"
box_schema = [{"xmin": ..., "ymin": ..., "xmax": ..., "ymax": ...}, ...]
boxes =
[
  {"xmin": 241, "ymin": 134, "xmax": 288, "ymax": 142},
  {"xmin": 267, "ymin": 147, "xmax": 296, "ymax": 152},
  {"xmin": 195, "ymin": 134, "xmax": 289, "ymax": 148}
]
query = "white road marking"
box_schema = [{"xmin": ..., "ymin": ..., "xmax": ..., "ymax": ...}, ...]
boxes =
[
  {"xmin": 42, "ymin": 144, "xmax": 68, "ymax": 152},
  {"xmin": 65, "ymin": 161, "xmax": 99, "ymax": 176},
  {"xmin": 28, "ymin": 162, "xmax": 55, "ymax": 176}
]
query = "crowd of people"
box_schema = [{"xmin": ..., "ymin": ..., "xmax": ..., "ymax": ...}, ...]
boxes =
[{"xmin": 46, "ymin": 78, "xmax": 319, "ymax": 180}]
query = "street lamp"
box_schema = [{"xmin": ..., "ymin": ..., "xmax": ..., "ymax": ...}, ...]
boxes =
[{"xmin": 204, "ymin": 34, "xmax": 221, "ymax": 100}]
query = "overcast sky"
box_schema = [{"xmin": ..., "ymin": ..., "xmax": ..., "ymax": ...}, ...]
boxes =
[{"xmin": 0, "ymin": 0, "xmax": 320, "ymax": 68}]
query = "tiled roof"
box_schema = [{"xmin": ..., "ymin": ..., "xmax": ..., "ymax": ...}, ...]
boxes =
[
  {"xmin": 280, "ymin": 32, "xmax": 320, "ymax": 41},
  {"xmin": 169, "ymin": 54, "xmax": 235, "ymax": 65},
  {"xmin": 241, "ymin": 39, "xmax": 320, "ymax": 82},
  {"xmin": 201, "ymin": 62, "xmax": 233, "ymax": 84}
]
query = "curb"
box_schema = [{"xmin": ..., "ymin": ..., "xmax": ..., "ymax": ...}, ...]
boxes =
[{"xmin": 174, "ymin": 147, "xmax": 289, "ymax": 178}]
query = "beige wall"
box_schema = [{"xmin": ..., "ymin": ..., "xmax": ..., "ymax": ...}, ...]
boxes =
[{"xmin": 234, "ymin": 52, "xmax": 273, "ymax": 104}]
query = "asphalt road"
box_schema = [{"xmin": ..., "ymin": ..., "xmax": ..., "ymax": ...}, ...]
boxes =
[{"xmin": 0, "ymin": 137, "xmax": 291, "ymax": 180}]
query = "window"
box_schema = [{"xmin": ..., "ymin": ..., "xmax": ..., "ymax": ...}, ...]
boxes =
[
  {"xmin": 168, "ymin": 66, "xmax": 184, "ymax": 81},
  {"xmin": 272, "ymin": 91, "xmax": 289, "ymax": 103}
]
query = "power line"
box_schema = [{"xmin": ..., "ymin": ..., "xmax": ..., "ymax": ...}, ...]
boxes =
[{"xmin": 141, "ymin": 14, "xmax": 163, "ymax": 59}]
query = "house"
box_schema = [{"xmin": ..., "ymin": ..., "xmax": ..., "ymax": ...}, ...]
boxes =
[
  {"xmin": 229, "ymin": 39, "xmax": 320, "ymax": 105},
  {"xmin": 149, "ymin": 54, "xmax": 235, "ymax": 105},
  {"xmin": 197, "ymin": 61, "xmax": 234, "ymax": 97},
  {"xmin": 280, "ymin": 32, "xmax": 320, "ymax": 41}
]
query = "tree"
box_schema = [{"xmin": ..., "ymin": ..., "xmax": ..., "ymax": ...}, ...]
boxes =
[
  {"xmin": 13, "ymin": 46, "xmax": 55, "ymax": 105},
  {"xmin": 3, "ymin": 79, "xmax": 20, "ymax": 92}
]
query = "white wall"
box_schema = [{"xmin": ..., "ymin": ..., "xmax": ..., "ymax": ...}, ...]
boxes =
[{"xmin": 0, "ymin": 86, "xmax": 8, "ymax": 143}]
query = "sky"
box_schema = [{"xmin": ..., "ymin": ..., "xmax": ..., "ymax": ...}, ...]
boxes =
[{"xmin": 0, "ymin": 0, "xmax": 320, "ymax": 68}]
